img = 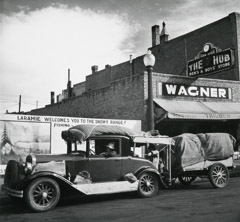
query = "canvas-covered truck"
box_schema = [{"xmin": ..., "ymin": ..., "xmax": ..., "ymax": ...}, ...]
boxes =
[
  {"xmin": 2, "ymin": 124, "xmax": 173, "ymax": 212},
  {"xmin": 169, "ymin": 133, "xmax": 236, "ymax": 188},
  {"xmin": 134, "ymin": 132, "xmax": 235, "ymax": 188}
]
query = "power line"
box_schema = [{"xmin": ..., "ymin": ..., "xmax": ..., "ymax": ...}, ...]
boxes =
[
  {"xmin": 22, "ymin": 101, "xmax": 36, "ymax": 105},
  {"xmin": 0, "ymin": 96, "xmax": 48, "ymax": 105},
  {"xmin": 0, "ymin": 100, "xmax": 18, "ymax": 103},
  {"xmin": 0, "ymin": 93, "xmax": 49, "ymax": 102},
  {"xmin": 0, "ymin": 103, "xmax": 18, "ymax": 110}
]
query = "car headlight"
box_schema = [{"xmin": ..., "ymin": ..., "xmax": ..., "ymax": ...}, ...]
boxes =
[
  {"xmin": 24, "ymin": 154, "xmax": 36, "ymax": 174},
  {"xmin": 24, "ymin": 162, "xmax": 33, "ymax": 174}
]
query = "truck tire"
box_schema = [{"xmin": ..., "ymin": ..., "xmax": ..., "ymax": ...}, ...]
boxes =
[{"xmin": 209, "ymin": 163, "xmax": 229, "ymax": 188}]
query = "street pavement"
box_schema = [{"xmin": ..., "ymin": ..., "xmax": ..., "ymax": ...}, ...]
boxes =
[{"xmin": 1, "ymin": 176, "xmax": 240, "ymax": 222}]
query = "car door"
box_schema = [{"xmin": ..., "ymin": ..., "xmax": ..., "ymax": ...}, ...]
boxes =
[
  {"xmin": 65, "ymin": 140, "xmax": 91, "ymax": 180},
  {"xmin": 87, "ymin": 138, "xmax": 122, "ymax": 182},
  {"xmin": 119, "ymin": 137, "xmax": 135, "ymax": 176}
]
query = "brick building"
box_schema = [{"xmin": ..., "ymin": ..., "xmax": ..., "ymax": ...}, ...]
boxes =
[{"xmin": 28, "ymin": 12, "xmax": 240, "ymax": 144}]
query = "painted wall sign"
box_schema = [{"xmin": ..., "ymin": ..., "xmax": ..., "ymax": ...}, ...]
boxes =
[
  {"xmin": 187, "ymin": 43, "xmax": 235, "ymax": 77},
  {"xmin": 0, "ymin": 114, "xmax": 141, "ymax": 175},
  {"xmin": 160, "ymin": 83, "xmax": 232, "ymax": 99}
]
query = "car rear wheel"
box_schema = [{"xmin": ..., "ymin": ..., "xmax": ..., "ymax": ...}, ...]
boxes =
[
  {"xmin": 25, "ymin": 177, "xmax": 60, "ymax": 212},
  {"xmin": 209, "ymin": 163, "xmax": 229, "ymax": 188},
  {"xmin": 137, "ymin": 172, "xmax": 159, "ymax": 198}
]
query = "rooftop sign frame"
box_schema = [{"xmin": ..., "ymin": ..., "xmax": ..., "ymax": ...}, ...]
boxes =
[{"xmin": 187, "ymin": 43, "xmax": 235, "ymax": 77}]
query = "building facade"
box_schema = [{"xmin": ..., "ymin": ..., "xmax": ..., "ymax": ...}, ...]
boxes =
[{"xmin": 28, "ymin": 12, "xmax": 240, "ymax": 145}]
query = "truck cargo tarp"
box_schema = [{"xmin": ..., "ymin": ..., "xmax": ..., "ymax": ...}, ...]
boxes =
[
  {"xmin": 171, "ymin": 133, "xmax": 235, "ymax": 171},
  {"xmin": 61, "ymin": 124, "xmax": 138, "ymax": 143}
]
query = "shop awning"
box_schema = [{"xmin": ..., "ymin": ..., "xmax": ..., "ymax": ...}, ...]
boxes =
[{"xmin": 154, "ymin": 99, "xmax": 240, "ymax": 121}]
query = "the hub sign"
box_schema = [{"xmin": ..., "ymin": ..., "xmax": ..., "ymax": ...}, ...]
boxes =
[{"xmin": 187, "ymin": 49, "xmax": 234, "ymax": 77}]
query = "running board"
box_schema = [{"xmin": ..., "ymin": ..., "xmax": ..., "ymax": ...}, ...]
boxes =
[{"xmin": 72, "ymin": 180, "xmax": 139, "ymax": 195}]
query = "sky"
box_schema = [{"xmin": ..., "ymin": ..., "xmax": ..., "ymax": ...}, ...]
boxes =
[{"xmin": 0, "ymin": 0, "xmax": 240, "ymax": 114}]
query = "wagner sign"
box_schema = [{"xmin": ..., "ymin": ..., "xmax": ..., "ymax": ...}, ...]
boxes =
[
  {"xmin": 160, "ymin": 83, "xmax": 232, "ymax": 99},
  {"xmin": 187, "ymin": 44, "xmax": 234, "ymax": 77}
]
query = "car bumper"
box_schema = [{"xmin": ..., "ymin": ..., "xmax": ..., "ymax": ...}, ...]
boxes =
[{"xmin": 2, "ymin": 185, "xmax": 23, "ymax": 198}]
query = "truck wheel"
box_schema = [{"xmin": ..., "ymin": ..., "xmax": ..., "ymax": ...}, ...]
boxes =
[
  {"xmin": 25, "ymin": 177, "xmax": 60, "ymax": 212},
  {"xmin": 178, "ymin": 176, "xmax": 196, "ymax": 186},
  {"xmin": 137, "ymin": 172, "xmax": 159, "ymax": 198},
  {"xmin": 209, "ymin": 163, "xmax": 229, "ymax": 188}
]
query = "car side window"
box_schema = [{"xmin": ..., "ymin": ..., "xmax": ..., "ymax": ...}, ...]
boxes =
[
  {"xmin": 132, "ymin": 143, "xmax": 147, "ymax": 158},
  {"xmin": 89, "ymin": 139, "xmax": 120, "ymax": 157}
]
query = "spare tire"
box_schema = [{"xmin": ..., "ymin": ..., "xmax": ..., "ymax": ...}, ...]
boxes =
[
  {"xmin": 4, "ymin": 160, "xmax": 19, "ymax": 189},
  {"xmin": 178, "ymin": 176, "xmax": 196, "ymax": 186}
]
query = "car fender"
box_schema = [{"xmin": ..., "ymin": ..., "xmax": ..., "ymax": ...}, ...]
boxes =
[
  {"xmin": 22, "ymin": 171, "xmax": 73, "ymax": 190},
  {"xmin": 134, "ymin": 166, "xmax": 160, "ymax": 179}
]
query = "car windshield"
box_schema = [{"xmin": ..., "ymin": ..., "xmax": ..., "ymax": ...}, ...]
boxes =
[{"xmin": 68, "ymin": 141, "xmax": 87, "ymax": 154}]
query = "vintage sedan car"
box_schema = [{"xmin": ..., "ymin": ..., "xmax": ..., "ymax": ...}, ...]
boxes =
[{"xmin": 2, "ymin": 124, "xmax": 164, "ymax": 212}]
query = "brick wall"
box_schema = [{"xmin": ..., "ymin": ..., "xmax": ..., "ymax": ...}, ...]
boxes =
[
  {"xmin": 111, "ymin": 61, "xmax": 132, "ymax": 81},
  {"xmin": 85, "ymin": 60, "xmax": 144, "ymax": 92},
  {"xmin": 73, "ymin": 82, "xmax": 85, "ymax": 96},
  {"xmin": 29, "ymin": 73, "xmax": 148, "ymax": 129},
  {"xmin": 85, "ymin": 67, "xmax": 111, "ymax": 91},
  {"xmin": 233, "ymin": 13, "xmax": 240, "ymax": 80}
]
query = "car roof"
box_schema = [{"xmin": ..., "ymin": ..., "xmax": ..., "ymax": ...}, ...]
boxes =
[
  {"xmin": 89, "ymin": 135, "xmax": 131, "ymax": 140},
  {"xmin": 62, "ymin": 124, "xmax": 137, "ymax": 143},
  {"xmin": 133, "ymin": 136, "xmax": 174, "ymax": 145}
]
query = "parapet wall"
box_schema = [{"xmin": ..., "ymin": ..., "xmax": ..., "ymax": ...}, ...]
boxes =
[{"xmin": 29, "ymin": 73, "xmax": 147, "ymax": 128}]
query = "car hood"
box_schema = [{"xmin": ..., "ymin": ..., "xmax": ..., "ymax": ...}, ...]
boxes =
[{"xmin": 34, "ymin": 154, "xmax": 82, "ymax": 163}]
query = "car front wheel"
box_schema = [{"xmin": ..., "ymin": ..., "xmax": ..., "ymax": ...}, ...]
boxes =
[
  {"xmin": 25, "ymin": 177, "xmax": 60, "ymax": 212},
  {"xmin": 137, "ymin": 172, "xmax": 159, "ymax": 198}
]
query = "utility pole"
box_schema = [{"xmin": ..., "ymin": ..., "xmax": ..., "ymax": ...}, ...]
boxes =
[
  {"xmin": 36, "ymin": 100, "xmax": 38, "ymax": 109},
  {"xmin": 18, "ymin": 95, "xmax": 21, "ymax": 113}
]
